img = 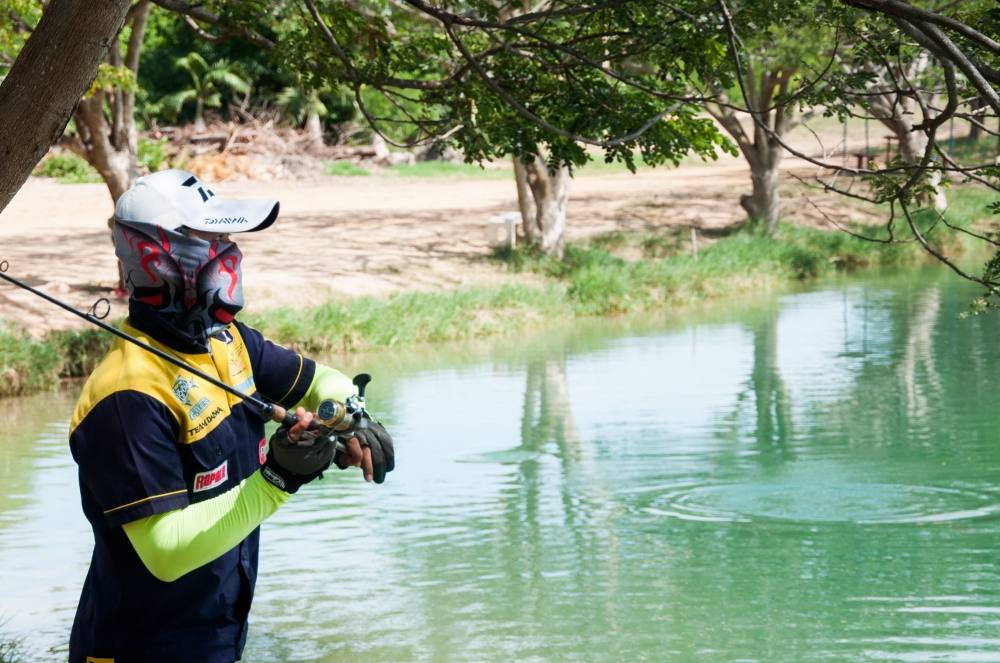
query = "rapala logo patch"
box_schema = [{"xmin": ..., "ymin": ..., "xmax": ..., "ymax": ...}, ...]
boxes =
[
  {"xmin": 258, "ymin": 436, "xmax": 267, "ymax": 465},
  {"xmin": 193, "ymin": 460, "xmax": 228, "ymax": 492}
]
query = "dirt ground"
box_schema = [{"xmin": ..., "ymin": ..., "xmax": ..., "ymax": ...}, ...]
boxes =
[{"xmin": 0, "ymin": 122, "xmax": 878, "ymax": 336}]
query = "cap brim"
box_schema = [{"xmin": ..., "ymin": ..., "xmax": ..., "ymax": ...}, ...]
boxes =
[{"xmin": 185, "ymin": 199, "xmax": 279, "ymax": 234}]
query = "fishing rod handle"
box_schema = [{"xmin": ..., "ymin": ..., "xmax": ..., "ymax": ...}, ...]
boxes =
[
  {"xmin": 268, "ymin": 404, "xmax": 300, "ymax": 428},
  {"xmin": 266, "ymin": 403, "xmax": 348, "ymax": 454}
]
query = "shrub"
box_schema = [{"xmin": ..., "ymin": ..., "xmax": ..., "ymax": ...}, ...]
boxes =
[
  {"xmin": 0, "ymin": 327, "xmax": 63, "ymax": 398},
  {"xmin": 138, "ymin": 136, "xmax": 170, "ymax": 173},
  {"xmin": 325, "ymin": 161, "xmax": 369, "ymax": 177},
  {"xmin": 33, "ymin": 153, "xmax": 102, "ymax": 184}
]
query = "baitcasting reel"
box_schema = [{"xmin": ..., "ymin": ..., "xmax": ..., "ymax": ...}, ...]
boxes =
[{"xmin": 310, "ymin": 373, "xmax": 372, "ymax": 435}]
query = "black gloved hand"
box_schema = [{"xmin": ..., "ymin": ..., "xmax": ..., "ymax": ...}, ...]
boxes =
[
  {"xmin": 336, "ymin": 416, "xmax": 395, "ymax": 484},
  {"xmin": 260, "ymin": 426, "xmax": 336, "ymax": 494}
]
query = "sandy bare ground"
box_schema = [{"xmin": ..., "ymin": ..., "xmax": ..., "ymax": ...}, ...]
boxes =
[{"xmin": 0, "ymin": 137, "xmax": 875, "ymax": 336}]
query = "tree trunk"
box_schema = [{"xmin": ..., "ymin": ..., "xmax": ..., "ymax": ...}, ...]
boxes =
[
  {"xmin": 512, "ymin": 155, "xmax": 535, "ymax": 244},
  {"xmin": 371, "ymin": 132, "xmax": 391, "ymax": 164},
  {"xmin": 741, "ymin": 157, "xmax": 781, "ymax": 233},
  {"xmin": 72, "ymin": 93, "xmax": 134, "ymax": 201},
  {"xmin": 895, "ymin": 126, "xmax": 947, "ymax": 211},
  {"xmin": 0, "ymin": 0, "xmax": 132, "ymax": 213},
  {"xmin": 867, "ymin": 58, "xmax": 947, "ymax": 212},
  {"xmin": 70, "ymin": 1, "xmax": 150, "ymax": 204},
  {"xmin": 968, "ymin": 96, "xmax": 986, "ymax": 142},
  {"xmin": 194, "ymin": 97, "xmax": 206, "ymax": 132},
  {"xmin": 519, "ymin": 154, "xmax": 570, "ymax": 259},
  {"xmin": 305, "ymin": 110, "xmax": 324, "ymax": 150},
  {"xmin": 707, "ymin": 66, "xmax": 797, "ymax": 235}
]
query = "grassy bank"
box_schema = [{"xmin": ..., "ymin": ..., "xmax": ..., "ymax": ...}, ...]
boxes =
[
  {"xmin": 0, "ymin": 203, "xmax": 992, "ymax": 398},
  {"xmin": 247, "ymin": 217, "xmax": 980, "ymax": 354}
]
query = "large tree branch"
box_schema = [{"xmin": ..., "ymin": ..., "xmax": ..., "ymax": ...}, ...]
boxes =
[
  {"xmin": 0, "ymin": 0, "xmax": 132, "ymax": 213},
  {"xmin": 124, "ymin": 0, "xmax": 150, "ymax": 72},
  {"xmin": 910, "ymin": 19, "xmax": 1000, "ymax": 116},
  {"xmin": 383, "ymin": 0, "xmax": 711, "ymax": 104},
  {"xmin": 707, "ymin": 103, "xmax": 757, "ymax": 168},
  {"xmin": 842, "ymin": 0, "xmax": 1000, "ymax": 56},
  {"xmin": 120, "ymin": 1, "xmax": 151, "ymax": 147}
]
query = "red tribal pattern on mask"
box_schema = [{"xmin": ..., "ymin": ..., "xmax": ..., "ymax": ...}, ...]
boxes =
[{"xmin": 114, "ymin": 221, "xmax": 245, "ymax": 339}]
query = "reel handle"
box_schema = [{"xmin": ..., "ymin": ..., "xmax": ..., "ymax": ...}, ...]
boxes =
[{"xmin": 352, "ymin": 373, "xmax": 372, "ymax": 399}]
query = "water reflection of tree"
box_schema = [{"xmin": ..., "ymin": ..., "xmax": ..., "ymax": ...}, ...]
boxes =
[
  {"xmin": 723, "ymin": 310, "xmax": 794, "ymax": 462},
  {"xmin": 820, "ymin": 284, "xmax": 953, "ymax": 456},
  {"xmin": 748, "ymin": 313, "xmax": 793, "ymax": 458},
  {"xmin": 520, "ymin": 355, "xmax": 582, "ymax": 462},
  {"xmin": 677, "ymin": 282, "xmax": 990, "ymax": 659},
  {"xmin": 490, "ymin": 352, "xmax": 625, "ymax": 655},
  {"xmin": 898, "ymin": 288, "xmax": 941, "ymax": 421}
]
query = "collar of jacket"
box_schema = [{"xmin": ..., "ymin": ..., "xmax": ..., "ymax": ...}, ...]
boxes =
[{"xmin": 128, "ymin": 300, "xmax": 212, "ymax": 355}]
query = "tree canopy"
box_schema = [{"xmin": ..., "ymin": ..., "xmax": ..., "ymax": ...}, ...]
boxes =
[{"xmin": 3, "ymin": 0, "xmax": 1000, "ymax": 279}]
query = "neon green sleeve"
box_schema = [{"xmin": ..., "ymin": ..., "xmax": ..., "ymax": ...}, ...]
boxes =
[
  {"xmin": 299, "ymin": 363, "xmax": 356, "ymax": 412},
  {"xmin": 123, "ymin": 471, "xmax": 290, "ymax": 582}
]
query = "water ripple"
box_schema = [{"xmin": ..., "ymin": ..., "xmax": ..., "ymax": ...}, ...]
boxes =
[{"xmin": 641, "ymin": 482, "xmax": 1000, "ymax": 525}]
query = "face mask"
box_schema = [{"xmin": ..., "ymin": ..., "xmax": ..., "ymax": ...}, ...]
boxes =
[{"xmin": 114, "ymin": 220, "xmax": 245, "ymax": 340}]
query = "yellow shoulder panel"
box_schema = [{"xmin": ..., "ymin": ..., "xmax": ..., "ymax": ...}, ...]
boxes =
[{"xmin": 70, "ymin": 322, "xmax": 252, "ymax": 444}]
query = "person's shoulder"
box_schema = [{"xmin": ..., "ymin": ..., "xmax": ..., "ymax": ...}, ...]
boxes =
[
  {"xmin": 71, "ymin": 333, "xmax": 182, "ymax": 431},
  {"xmin": 229, "ymin": 319, "xmax": 268, "ymax": 356},
  {"xmin": 231, "ymin": 319, "xmax": 263, "ymax": 343}
]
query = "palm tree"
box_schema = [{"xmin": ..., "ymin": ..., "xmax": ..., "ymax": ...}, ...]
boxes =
[
  {"xmin": 276, "ymin": 85, "xmax": 329, "ymax": 148},
  {"xmin": 162, "ymin": 53, "xmax": 250, "ymax": 131}
]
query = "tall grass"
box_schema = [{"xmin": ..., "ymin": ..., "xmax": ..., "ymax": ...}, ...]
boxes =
[
  {"xmin": 245, "ymin": 284, "xmax": 567, "ymax": 354},
  {"xmin": 32, "ymin": 153, "xmax": 102, "ymax": 184},
  {"xmin": 0, "ymin": 327, "xmax": 63, "ymax": 397},
  {"xmin": 0, "ymin": 619, "xmax": 26, "ymax": 663},
  {"xmin": 248, "ymin": 217, "xmax": 974, "ymax": 351},
  {"xmin": 494, "ymin": 221, "xmax": 939, "ymax": 317}
]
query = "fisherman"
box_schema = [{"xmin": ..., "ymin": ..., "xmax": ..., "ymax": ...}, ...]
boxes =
[{"xmin": 67, "ymin": 169, "xmax": 395, "ymax": 663}]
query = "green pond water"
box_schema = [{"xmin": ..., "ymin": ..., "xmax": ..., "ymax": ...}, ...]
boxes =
[{"xmin": 3, "ymin": 269, "xmax": 1000, "ymax": 662}]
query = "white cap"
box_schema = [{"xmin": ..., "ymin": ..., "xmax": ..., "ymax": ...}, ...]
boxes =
[{"xmin": 115, "ymin": 169, "xmax": 279, "ymax": 233}]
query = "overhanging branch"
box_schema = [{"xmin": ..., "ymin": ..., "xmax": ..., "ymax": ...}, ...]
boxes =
[{"xmin": 150, "ymin": 0, "xmax": 275, "ymax": 49}]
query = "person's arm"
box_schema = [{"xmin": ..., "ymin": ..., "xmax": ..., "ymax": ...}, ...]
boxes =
[
  {"xmin": 123, "ymin": 472, "xmax": 289, "ymax": 582},
  {"xmin": 298, "ymin": 363, "xmax": 356, "ymax": 412}
]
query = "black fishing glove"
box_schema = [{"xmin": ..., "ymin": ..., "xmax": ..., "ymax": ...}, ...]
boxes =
[
  {"xmin": 337, "ymin": 416, "xmax": 395, "ymax": 484},
  {"xmin": 260, "ymin": 427, "xmax": 336, "ymax": 494}
]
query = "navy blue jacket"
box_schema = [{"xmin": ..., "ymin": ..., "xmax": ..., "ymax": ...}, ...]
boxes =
[{"xmin": 68, "ymin": 303, "xmax": 314, "ymax": 663}]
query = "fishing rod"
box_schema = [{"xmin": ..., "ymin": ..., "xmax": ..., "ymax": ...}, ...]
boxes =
[{"xmin": 0, "ymin": 259, "xmax": 367, "ymax": 444}]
